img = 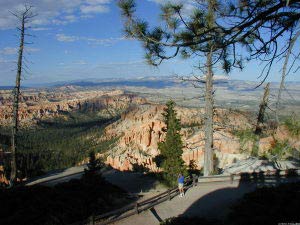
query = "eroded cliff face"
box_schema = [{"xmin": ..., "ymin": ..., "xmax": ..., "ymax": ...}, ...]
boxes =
[
  {"xmin": 258, "ymin": 126, "xmax": 300, "ymax": 154},
  {"xmin": 0, "ymin": 89, "xmax": 146, "ymax": 126},
  {"xmin": 103, "ymin": 104, "xmax": 253, "ymax": 171},
  {"xmin": 1, "ymin": 87, "xmax": 298, "ymax": 174}
]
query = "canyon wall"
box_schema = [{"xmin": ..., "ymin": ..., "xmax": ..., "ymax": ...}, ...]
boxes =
[
  {"xmin": 1, "ymin": 87, "xmax": 298, "ymax": 173},
  {"xmin": 0, "ymin": 89, "xmax": 146, "ymax": 126},
  {"xmin": 103, "ymin": 104, "xmax": 253, "ymax": 171}
]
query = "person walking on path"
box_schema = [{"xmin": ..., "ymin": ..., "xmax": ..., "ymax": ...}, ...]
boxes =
[
  {"xmin": 178, "ymin": 173, "xmax": 184, "ymax": 197},
  {"xmin": 192, "ymin": 173, "xmax": 198, "ymax": 187}
]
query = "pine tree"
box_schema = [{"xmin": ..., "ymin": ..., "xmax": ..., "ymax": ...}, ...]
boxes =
[
  {"xmin": 158, "ymin": 100, "xmax": 186, "ymax": 187},
  {"xmin": 82, "ymin": 150, "xmax": 105, "ymax": 185},
  {"xmin": 87, "ymin": 151, "xmax": 103, "ymax": 173},
  {"xmin": 118, "ymin": 0, "xmax": 300, "ymax": 176}
]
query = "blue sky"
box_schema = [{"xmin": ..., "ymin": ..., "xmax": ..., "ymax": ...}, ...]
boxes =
[{"xmin": 0, "ymin": 0, "xmax": 299, "ymax": 86}]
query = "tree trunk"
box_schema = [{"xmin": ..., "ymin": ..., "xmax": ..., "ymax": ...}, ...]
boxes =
[
  {"xmin": 203, "ymin": 0, "xmax": 215, "ymax": 176},
  {"xmin": 275, "ymin": 30, "xmax": 300, "ymax": 123},
  {"xmin": 255, "ymin": 82, "xmax": 270, "ymax": 135},
  {"xmin": 203, "ymin": 49, "xmax": 214, "ymax": 176},
  {"xmin": 10, "ymin": 14, "xmax": 25, "ymax": 184}
]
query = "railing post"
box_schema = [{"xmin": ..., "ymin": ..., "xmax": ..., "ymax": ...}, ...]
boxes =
[
  {"xmin": 135, "ymin": 202, "xmax": 139, "ymax": 214},
  {"xmin": 230, "ymin": 174, "xmax": 234, "ymax": 184},
  {"xmin": 168, "ymin": 189, "xmax": 171, "ymax": 201}
]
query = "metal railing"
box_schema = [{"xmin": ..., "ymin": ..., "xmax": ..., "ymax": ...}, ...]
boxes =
[{"xmin": 71, "ymin": 178, "xmax": 192, "ymax": 225}]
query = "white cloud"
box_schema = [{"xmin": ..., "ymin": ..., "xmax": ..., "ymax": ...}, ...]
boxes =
[
  {"xmin": 52, "ymin": 14, "xmax": 78, "ymax": 25},
  {"xmin": 80, "ymin": 14, "xmax": 94, "ymax": 19},
  {"xmin": 80, "ymin": 5, "xmax": 109, "ymax": 14},
  {"xmin": 26, "ymin": 47, "xmax": 40, "ymax": 53},
  {"xmin": 65, "ymin": 15, "xmax": 77, "ymax": 22},
  {"xmin": 86, "ymin": 37, "xmax": 125, "ymax": 46},
  {"xmin": 0, "ymin": 58, "xmax": 13, "ymax": 64},
  {"xmin": 0, "ymin": 47, "xmax": 40, "ymax": 55},
  {"xmin": 0, "ymin": 47, "xmax": 17, "ymax": 55},
  {"xmin": 86, "ymin": 0, "xmax": 111, "ymax": 5},
  {"xmin": 56, "ymin": 33, "xmax": 126, "ymax": 46},
  {"xmin": 74, "ymin": 60, "xmax": 88, "ymax": 65},
  {"xmin": 31, "ymin": 27, "xmax": 51, "ymax": 31},
  {"xmin": 0, "ymin": 0, "xmax": 112, "ymax": 30},
  {"xmin": 56, "ymin": 34, "xmax": 78, "ymax": 42}
]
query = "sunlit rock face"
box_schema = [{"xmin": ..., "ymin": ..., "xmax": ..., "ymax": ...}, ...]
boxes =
[
  {"xmin": 0, "ymin": 89, "xmax": 146, "ymax": 126},
  {"xmin": 103, "ymin": 104, "xmax": 255, "ymax": 171},
  {"xmin": 222, "ymin": 158, "xmax": 300, "ymax": 174},
  {"xmin": 1, "ymin": 87, "xmax": 298, "ymax": 173}
]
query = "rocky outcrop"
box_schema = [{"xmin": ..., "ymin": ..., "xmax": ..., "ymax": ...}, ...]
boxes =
[
  {"xmin": 222, "ymin": 157, "xmax": 300, "ymax": 174},
  {"xmin": 0, "ymin": 90, "xmax": 146, "ymax": 126},
  {"xmin": 103, "ymin": 104, "xmax": 253, "ymax": 171},
  {"xmin": 2, "ymin": 87, "xmax": 298, "ymax": 173}
]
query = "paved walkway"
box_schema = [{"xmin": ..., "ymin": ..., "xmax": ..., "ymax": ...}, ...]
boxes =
[
  {"xmin": 111, "ymin": 181, "xmax": 256, "ymax": 225},
  {"xmin": 103, "ymin": 170, "xmax": 167, "ymax": 199},
  {"xmin": 25, "ymin": 165, "xmax": 86, "ymax": 186},
  {"xmin": 25, "ymin": 167, "xmax": 299, "ymax": 225},
  {"xmin": 26, "ymin": 168, "xmax": 166, "ymax": 199}
]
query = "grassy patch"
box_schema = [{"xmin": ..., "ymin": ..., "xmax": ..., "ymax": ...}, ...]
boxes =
[
  {"xmin": 234, "ymin": 129, "xmax": 259, "ymax": 156},
  {"xmin": 284, "ymin": 117, "xmax": 300, "ymax": 136},
  {"xmin": 181, "ymin": 121, "xmax": 203, "ymax": 128},
  {"xmin": 269, "ymin": 140, "xmax": 293, "ymax": 160}
]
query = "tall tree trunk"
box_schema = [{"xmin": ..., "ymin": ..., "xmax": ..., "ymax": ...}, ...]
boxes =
[
  {"xmin": 10, "ymin": 14, "xmax": 25, "ymax": 184},
  {"xmin": 255, "ymin": 82, "xmax": 270, "ymax": 135},
  {"xmin": 275, "ymin": 30, "xmax": 300, "ymax": 123},
  {"xmin": 203, "ymin": 0, "xmax": 215, "ymax": 176},
  {"xmin": 203, "ymin": 48, "xmax": 214, "ymax": 176}
]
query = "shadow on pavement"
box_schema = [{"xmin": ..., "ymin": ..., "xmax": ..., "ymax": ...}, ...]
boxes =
[
  {"xmin": 103, "ymin": 169, "xmax": 161, "ymax": 194},
  {"xmin": 181, "ymin": 170, "xmax": 299, "ymax": 221}
]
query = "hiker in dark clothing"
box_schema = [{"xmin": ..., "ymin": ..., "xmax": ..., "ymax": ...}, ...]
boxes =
[{"xmin": 192, "ymin": 173, "xmax": 198, "ymax": 186}]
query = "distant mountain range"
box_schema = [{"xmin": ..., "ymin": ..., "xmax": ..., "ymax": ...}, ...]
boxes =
[
  {"xmin": 1, "ymin": 76, "xmax": 299, "ymax": 117},
  {"xmin": 1, "ymin": 76, "xmax": 300, "ymax": 91}
]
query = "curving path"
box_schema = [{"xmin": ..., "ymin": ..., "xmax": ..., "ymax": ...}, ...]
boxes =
[
  {"xmin": 25, "ymin": 167, "xmax": 299, "ymax": 225},
  {"xmin": 110, "ymin": 178, "xmax": 299, "ymax": 225},
  {"xmin": 25, "ymin": 167, "xmax": 166, "ymax": 199}
]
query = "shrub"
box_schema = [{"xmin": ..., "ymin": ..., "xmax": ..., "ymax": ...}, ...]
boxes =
[
  {"xmin": 234, "ymin": 129, "xmax": 259, "ymax": 156},
  {"xmin": 284, "ymin": 117, "xmax": 300, "ymax": 136},
  {"xmin": 269, "ymin": 140, "xmax": 292, "ymax": 160}
]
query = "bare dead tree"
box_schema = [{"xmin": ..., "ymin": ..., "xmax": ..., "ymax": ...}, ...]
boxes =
[
  {"xmin": 275, "ymin": 29, "xmax": 300, "ymax": 123},
  {"xmin": 255, "ymin": 83, "xmax": 270, "ymax": 135},
  {"xmin": 10, "ymin": 5, "xmax": 36, "ymax": 185}
]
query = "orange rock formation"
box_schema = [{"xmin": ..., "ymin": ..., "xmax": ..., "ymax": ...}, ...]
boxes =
[{"xmin": 103, "ymin": 104, "xmax": 252, "ymax": 171}]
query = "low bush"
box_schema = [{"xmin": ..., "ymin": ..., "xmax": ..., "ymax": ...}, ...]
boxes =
[{"xmin": 284, "ymin": 117, "xmax": 300, "ymax": 136}]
